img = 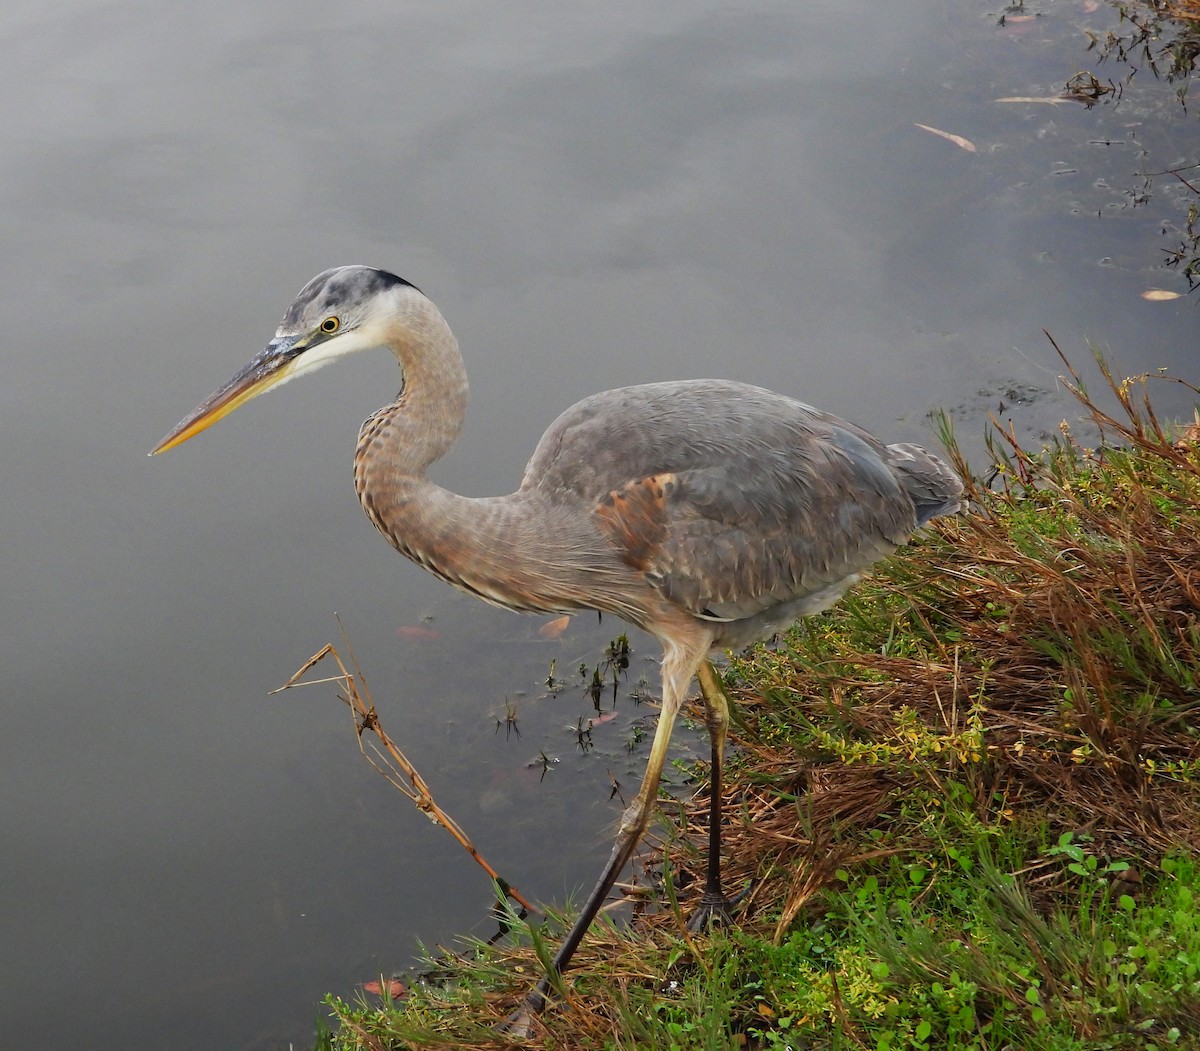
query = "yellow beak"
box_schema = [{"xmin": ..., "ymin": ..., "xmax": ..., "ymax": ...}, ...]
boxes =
[{"xmin": 150, "ymin": 335, "xmax": 304, "ymax": 455}]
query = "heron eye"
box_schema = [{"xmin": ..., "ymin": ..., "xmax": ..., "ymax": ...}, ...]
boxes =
[{"xmin": 320, "ymin": 316, "xmax": 340, "ymax": 334}]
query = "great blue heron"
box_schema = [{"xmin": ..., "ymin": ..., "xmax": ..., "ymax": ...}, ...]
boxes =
[{"xmin": 152, "ymin": 265, "xmax": 963, "ymax": 1029}]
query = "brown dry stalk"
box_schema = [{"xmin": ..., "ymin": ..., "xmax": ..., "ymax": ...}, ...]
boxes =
[
  {"xmin": 1166, "ymin": 0, "xmax": 1200, "ymax": 21},
  {"xmin": 273, "ymin": 637, "xmax": 538, "ymax": 916}
]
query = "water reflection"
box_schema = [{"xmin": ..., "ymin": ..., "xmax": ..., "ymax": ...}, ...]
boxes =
[{"xmin": 2, "ymin": 1, "xmax": 1197, "ymax": 1048}]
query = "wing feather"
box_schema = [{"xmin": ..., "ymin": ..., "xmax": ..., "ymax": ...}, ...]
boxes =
[{"xmin": 526, "ymin": 380, "xmax": 942, "ymax": 626}]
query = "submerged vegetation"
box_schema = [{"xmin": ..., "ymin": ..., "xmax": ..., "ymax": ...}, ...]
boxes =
[
  {"xmin": 1099, "ymin": 0, "xmax": 1200, "ymax": 106},
  {"xmin": 316, "ymin": 357, "xmax": 1200, "ymax": 1049},
  {"xmin": 1079, "ymin": 0, "xmax": 1200, "ymax": 287}
]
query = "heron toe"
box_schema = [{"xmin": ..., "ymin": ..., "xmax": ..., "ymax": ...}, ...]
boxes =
[{"xmin": 686, "ymin": 882, "xmax": 753, "ymax": 932}]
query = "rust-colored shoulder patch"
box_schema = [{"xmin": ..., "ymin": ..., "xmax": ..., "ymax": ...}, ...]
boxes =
[{"xmin": 595, "ymin": 473, "xmax": 677, "ymax": 571}]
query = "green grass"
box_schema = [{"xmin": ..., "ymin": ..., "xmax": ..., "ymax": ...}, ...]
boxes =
[{"xmin": 314, "ymin": 357, "xmax": 1200, "ymax": 1049}]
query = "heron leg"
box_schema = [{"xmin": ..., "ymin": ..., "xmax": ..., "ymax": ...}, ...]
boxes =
[
  {"xmin": 500, "ymin": 639, "xmax": 705, "ymax": 1036},
  {"xmin": 686, "ymin": 658, "xmax": 745, "ymax": 929}
]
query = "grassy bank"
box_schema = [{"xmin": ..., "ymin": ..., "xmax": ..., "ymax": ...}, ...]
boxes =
[{"xmin": 317, "ymin": 357, "xmax": 1200, "ymax": 1050}]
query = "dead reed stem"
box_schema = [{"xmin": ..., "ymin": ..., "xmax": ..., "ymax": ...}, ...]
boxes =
[{"xmin": 273, "ymin": 629, "xmax": 538, "ymax": 916}]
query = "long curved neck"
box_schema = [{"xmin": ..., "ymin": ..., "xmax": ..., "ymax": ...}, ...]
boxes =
[
  {"xmin": 361, "ymin": 295, "xmax": 469, "ymax": 475},
  {"xmin": 352, "ymin": 297, "xmax": 638, "ymax": 617},
  {"xmin": 353, "ymin": 297, "xmax": 566, "ymax": 612},
  {"xmin": 354, "ymin": 293, "xmax": 468, "ymax": 540}
]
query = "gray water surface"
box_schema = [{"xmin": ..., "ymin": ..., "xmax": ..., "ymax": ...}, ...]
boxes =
[{"xmin": 3, "ymin": 2, "xmax": 1197, "ymax": 1047}]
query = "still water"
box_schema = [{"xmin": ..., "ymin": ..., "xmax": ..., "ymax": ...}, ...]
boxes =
[{"xmin": 2, "ymin": 1, "xmax": 1196, "ymax": 1047}]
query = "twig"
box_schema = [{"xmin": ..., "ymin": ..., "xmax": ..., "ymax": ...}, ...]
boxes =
[{"xmin": 272, "ymin": 624, "xmax": 539, "ymax": 916}]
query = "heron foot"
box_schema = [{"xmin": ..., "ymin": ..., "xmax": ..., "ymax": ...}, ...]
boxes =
[{"xmin": 686, "ymin": 882, "xmax": 752, "ymax": 932}]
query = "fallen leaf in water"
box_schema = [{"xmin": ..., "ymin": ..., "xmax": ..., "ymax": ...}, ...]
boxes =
[
  {"xmin": 996, "ymin": 96, "xmax": 1073, "ymax": 106},
  {"xmin": 1081, "ymin": 0, "xmax": 1099, "ymax": 11},
  {"xmin": 539, "ymin": 615, "xmax": 571, "ymax": 639},
  {"xmin": 1006, "ymin": 13, "xmax": 1036, "ymax": 20},
  {"xmin": 589, "ymin": 709, "xmax": 619, "ymax": 727},
  {"xmin": 914, "ymin": 123, "xmax": 977, "ymax": 152},
  {"xmin": 363, "ymin": 978, "xmax": 407, "ymax": 998},
  {"xmin": 396, "ymin": 624, "xmax": 441, "ymax": 641},
  {"xmin": 1141, "ymin": 289, "xmax": 1183, "ymax": 301}
]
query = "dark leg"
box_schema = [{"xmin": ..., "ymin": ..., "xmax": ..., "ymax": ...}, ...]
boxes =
[
  {"xmin": 499, "ymin": 642, "xmax": 706, "ymax": 1036},
  {"xmin": 687, "ymin": 659, "xmax": 743, "ymax": 929}
]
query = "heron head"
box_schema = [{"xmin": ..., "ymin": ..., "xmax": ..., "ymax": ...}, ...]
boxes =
[{"xmin": 150, "ymin": 266, "xmax": 421, "ymax": 455}]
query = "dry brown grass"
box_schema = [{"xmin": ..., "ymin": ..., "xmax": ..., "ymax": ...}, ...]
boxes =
[{"xmin": 659, "ymin": 356, "xmax": 1200, "ymax": 944}]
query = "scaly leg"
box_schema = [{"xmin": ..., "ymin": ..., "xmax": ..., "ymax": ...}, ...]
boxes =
[
  {"xmin": 687, "ymin": 658, "xmax": 743, "ymax": 929},
  {"xmin": 500, "ymin": 636, "xmax": 709, "ymax": 1036}
]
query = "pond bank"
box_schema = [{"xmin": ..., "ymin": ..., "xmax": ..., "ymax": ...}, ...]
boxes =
[{"xmin": 317, "ymin": 358, "xmax": 1200, "ymax": 1048}]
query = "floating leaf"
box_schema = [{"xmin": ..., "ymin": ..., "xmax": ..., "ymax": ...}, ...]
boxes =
[
  {"xmin": 914, "ymin": 123, "xmax": 977, "ymax": 152},
  {"xmin": 362, "ymin": 977, "xmax": 407, "ymax": 999},
  {"xmin": 996, "ymin": 95, "xmax": 1074, "ymax": 105},
  {"xmin": 1141, "ymin": 289, "xmax": 1182, "ymax": 301},
  {"xmin": 539, "ymin": 614, "xmax": 572, "ymax": 639},
  {"xmin": 396, "ymin": 624, "xmax": 441, "ymax": 641}
]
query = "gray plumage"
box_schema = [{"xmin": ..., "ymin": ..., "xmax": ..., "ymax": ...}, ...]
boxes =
[
  {"xmin": 151, "ymin": 265, "xmax": 963, "ymax": 1026},
  {"xmin": 357, "ymin": 364, "xmax": 961, "ymax": 650}
]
